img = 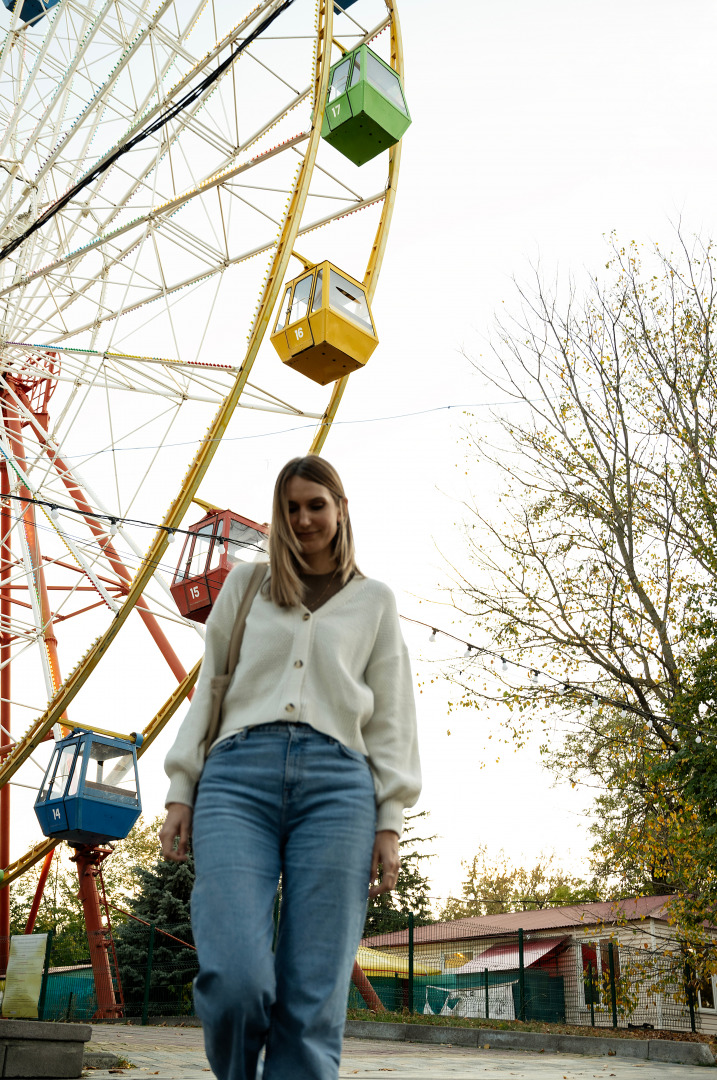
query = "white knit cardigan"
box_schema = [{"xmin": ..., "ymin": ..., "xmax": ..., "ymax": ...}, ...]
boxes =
[{"xmin": 164, "ymin": 561, "xmax": 421, "ymax": 836}]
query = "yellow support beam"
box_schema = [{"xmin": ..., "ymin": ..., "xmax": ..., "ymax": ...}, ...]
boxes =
[{"xmin": 0, "ymin": 0, "xmax": 334, "ymax": 793}]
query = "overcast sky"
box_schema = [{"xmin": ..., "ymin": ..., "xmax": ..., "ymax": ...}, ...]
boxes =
[{"xmin": 9, "ymin": 0, "xmax": 717, "ymax": 905}]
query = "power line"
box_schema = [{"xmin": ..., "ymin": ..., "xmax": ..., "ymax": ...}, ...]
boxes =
[{"xmin": 0, "ymin": 491, "xmax": 266, "ymax": 554}]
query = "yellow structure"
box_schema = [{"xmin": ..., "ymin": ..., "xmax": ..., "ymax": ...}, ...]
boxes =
[
  {"xmin": 270, "ymin": 261, "xmax": 378, "ymax": 386},
  {"xmin": 356, "ymin": 946, "xmax": 439, "ymax": 978}
]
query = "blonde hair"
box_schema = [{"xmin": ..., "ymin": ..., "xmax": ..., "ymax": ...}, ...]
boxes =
[{"xmin": 268, "ymin": 456, "xmax": 360, "ymax": 608}]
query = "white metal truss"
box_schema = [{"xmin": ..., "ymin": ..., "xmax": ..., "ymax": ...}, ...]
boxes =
[{"xmin": 0, "ymin": 0, "xmax": 400, "ymax": 807}]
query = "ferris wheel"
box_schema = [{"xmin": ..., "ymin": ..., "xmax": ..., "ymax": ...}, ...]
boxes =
[{"xmin": 0, "ymin": 0, "xmax": 408, "ymax": 1013}]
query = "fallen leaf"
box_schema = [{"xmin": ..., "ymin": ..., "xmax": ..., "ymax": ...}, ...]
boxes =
[
  {"xmin": 483, "ymin": 1043, "xmax": 490, "ymax": 1049},
  {"xmin": 608, "ymin": 1050, "xmax": 616, "ymax": 1056}
]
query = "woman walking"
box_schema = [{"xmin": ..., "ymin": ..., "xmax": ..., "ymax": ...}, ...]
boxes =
[{"xmin": 160, "ymin": 456, "xmax": 421, "ymax": 1080}]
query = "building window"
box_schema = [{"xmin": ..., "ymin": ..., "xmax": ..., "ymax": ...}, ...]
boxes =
[
  {"xmin": 581, "ymin": 940, "xmax": 620, "ymax": 1007},
  {"xmin": 698, "ymin": 976, "xmax": 716, "ymax": 1011}
]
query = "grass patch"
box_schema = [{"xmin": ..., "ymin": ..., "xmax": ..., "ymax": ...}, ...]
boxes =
[{"xmin": 346, "ymin": 1008, "xmax": 716, "ymax": 1047}]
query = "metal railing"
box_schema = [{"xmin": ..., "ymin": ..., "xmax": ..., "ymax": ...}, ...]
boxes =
[{"xmin": 1, "ymin": 910, "xmax": 708, "ymax": 1033}]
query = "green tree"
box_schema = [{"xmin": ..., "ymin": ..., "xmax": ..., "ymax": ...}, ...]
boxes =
[
  {"xmin": 440, "ymin": 846, "xmax": 599, "ymax": 920},
  {"xmin": 364, "ymin": 811, "xmax": 435, "ymax": 935},
  {"xmin": 449, "ymin": 232, "xmax": 717, "ymax": 966},
  {"xmin": 114, "ymin": 852, "xmax": 196, "ymax": 1016}
]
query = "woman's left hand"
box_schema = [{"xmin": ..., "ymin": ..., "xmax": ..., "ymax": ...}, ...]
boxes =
[{"xmin": 369, "ymin": 830, "xmax": 400, "ymax": 897}]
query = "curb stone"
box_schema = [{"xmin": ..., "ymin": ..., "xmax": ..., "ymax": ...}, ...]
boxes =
[
  {"xmin": 343, "ymin": 1021, "xmax": 717, "ymax": 1067},
  {"xmin": 83, "ymin": 1051, "xmax": 124, "ymax": 1069}
]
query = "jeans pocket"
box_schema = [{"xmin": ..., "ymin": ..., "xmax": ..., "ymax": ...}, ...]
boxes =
[
  {"xmin": 206, "ymin": 732, "xmax": 240, "ymax": 759},
  {"xmin": 335, "ymin": 739, "xmax": 367, "ymax": 765}
]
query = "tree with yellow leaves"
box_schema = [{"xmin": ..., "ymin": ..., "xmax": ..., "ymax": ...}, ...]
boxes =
[{"xmin": 452, "ymin": 232, "xmax": 717, "ymax": 971}]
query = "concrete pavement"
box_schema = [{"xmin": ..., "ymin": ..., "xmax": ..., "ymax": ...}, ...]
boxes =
[{"xmin": 84, "ymin": 1025, "xmax": 714, "ymax": 1079}]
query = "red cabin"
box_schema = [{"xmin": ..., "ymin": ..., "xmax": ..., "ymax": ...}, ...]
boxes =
[{"xmin": 170, "ymin": 510, "xmax": 268, "ymax": 623}]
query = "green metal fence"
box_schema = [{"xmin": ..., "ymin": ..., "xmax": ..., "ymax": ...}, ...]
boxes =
[{"xmin": 3, "ymin": 910, "xmax": 708, "ymax": 1033}]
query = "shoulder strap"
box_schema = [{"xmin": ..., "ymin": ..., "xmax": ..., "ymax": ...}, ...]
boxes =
[{"xmin": 224, "ymin": 562, "xmax": 268, "ymax": 676}]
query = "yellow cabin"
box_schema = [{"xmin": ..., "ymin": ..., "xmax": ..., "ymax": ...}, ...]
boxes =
[{"xmin": 270, "ymin": 261, "xmax": 378, "ymax": 386}]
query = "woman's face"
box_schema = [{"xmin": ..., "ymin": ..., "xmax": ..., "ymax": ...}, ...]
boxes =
[{"xmin": 285, "ymin": 475, "xmax": 342, "ymax": 564}]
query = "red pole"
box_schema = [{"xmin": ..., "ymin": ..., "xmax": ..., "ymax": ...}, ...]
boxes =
[
  {"xmin": 351, "ymin": 961, "xmax": 385, "ymax": 1012},
  {"xmin": 72, "ymin": 848, "xmax": 122, "ymax": 1019},
  {"xmin": 24, "ymin": 850, "xmax": 54, "ymax": 934},
  {"xmin": 0, "ymin": 460, "xmax": 11, "ymax": 971}
]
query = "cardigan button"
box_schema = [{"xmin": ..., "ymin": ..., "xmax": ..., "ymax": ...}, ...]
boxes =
[
  {"xmin": 302, "ymin": 612, "xmax": 311, "ymax": 621},
  {"xmin": 285, "ymin": 703, "xmax": 295, "ymax": 713},
  {"xmin": 294, "ymin": 660, "xmax": 304, "ymax": 668}
]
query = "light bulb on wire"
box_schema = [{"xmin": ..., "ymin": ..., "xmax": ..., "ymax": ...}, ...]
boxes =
[
  {"xmin": 428, "ymin": 629, "xmax": 437, "ymax": 643},
  {"xmin": 501, "ymin": 656, "xmax": 508, "ymax": 672},
  {"xmin": 464, "ymin": 644, "xmax": 473, "ymax": 658},
  {"xmin": 166, "ymin": 530, "xmax": 176, "ymax": 544},
  {"xmin": 109, "ymin": 518, "xmax": 118, "ymax": 536},
  {"xmin": 49, "ymin": 505, "xmax": 59, "ymax": 524}
]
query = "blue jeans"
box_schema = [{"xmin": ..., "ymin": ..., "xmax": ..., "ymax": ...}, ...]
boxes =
[{"xmin": 191, "ymin": 722, "xmax": 376, "ymax": 1080}]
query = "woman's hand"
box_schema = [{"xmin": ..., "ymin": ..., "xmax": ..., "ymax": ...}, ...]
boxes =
[
  {"xmin": 159, "ymin": 803, "xmax": 193, "ymax": 862},
  {"xmin": 369, "ymin": 830, "xmax": 400, "ymax": 897}
]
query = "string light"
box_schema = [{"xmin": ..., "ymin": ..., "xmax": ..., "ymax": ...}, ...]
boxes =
[
  {"xmin": 49, "ymin": 505, "xmax": 59, "ymax": 523},
  {"xmin": 108, "ymin": 518, "xmax": 118, "ymax": 536},
  {"xmin": 167, "ymin": 530, "xmax": 176, "ymax": 544},
  {"xmin": 400, "ymin": 615, "xmax": 715, "ymax": 742}
]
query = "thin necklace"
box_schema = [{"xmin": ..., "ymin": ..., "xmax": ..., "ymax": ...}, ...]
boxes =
[{"xmin": 304, "ymin": 568, "xmax": 338, "ymax": 611}]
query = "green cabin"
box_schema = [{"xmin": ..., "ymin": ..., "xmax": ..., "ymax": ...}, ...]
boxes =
[{"xmin": 321, "ymin": 45, "xmax": 411, "ymax": 167}]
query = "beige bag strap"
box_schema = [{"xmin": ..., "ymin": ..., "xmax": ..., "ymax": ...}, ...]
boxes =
[
  {"xmin": 203, "ymin": 562, "xmax": 268, "ymax": 752},
  {"xmin": 225, "ymin": 562, "xmax": 268, "ymax": 676}
]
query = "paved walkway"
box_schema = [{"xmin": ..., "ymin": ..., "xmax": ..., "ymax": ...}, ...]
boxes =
[{"xmin": 85, "ymin": 1025, "xmax": 711, "ymax": 1079}]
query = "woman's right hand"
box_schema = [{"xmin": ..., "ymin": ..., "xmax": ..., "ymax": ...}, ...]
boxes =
[{"xmin": 159, "ymin": 803, "xmax": 193, "ymax": 862}]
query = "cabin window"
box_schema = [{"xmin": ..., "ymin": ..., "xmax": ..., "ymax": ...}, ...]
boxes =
[
  {"xmin": 328, "ymin": 271, "xmax": 373, "ymax": 332},
  {"xmin": 85, "ymin": 743, "xmax": 137, "ymax": 802},
  {"xmin": 187, "ymin": 524, "xmax": 215, "ymax": 579},
  {"xmin": 275, "ymin": 285, "xmax": 293, "ymax": 332},
  {"xmin": 328, "ymin": 57, "xmax": 352, "ymax": 101},
  {"xmin": 226, "ymin": 520, "xmax": 266, "ymax": 565},
  {"xmin": 349, "ymin": 51, "xmax": 361, "ymax": 87},
  {"xmin": 365, "ymin": 53, "xmax": 407, "ymax": 114},
  {"xmin": 289, "ymin": 275, "xmax": 314, "ymax": 323},
  {"xmin": 312, "ymin": 269, "xmax": 323, "ymax": 312},
  {"xmin": 50, "ymin": 744, "xmax": 78, "ymax": 800},
  {"xmin": 698, "ymin": 976, "xmax": 716, "ymax": 1011}
]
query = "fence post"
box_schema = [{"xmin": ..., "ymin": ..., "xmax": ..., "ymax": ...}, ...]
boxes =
[
  {"xmin": 684, "ymin": 962, "xmax": 696, "ymax": 1034},
  {"xmin": 587, "ymin": 960, "xmax": 595, "ymax": 1027},
  {"xmin": 484, "ymin": 967, "xmax": 489, "ymax": 1020},
  {"xmin": 518, "ymin": 928, "xmax": 526, "ymax": 1022},
  {"xmin": 142, "ymin": 923, "xmax": 156, "ymax": 1027},
  {"xmin": 37, "ymin": 930, "xmax": 54, "ymax": 1021},
  {"xmin": 407, "ymin": 913, "xmax": 414, "ymax": 1015},
  {"xmin": 607, "ymin": 942, "xmax": 618, "ymax": 1029}
]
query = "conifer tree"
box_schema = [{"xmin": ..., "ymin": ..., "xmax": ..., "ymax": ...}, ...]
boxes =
[
  {"xmin": 114, "ymin": 854, "xmax": 197, "ymax": 1016},
  {"xmin": 363, "ymin": 811, "xmax": 435, "ymax": 937}
]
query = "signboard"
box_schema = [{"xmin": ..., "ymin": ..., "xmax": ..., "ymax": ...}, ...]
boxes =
[{"xmin": 1, "ymin": 934, "xmax": 48, "ymax": 1019}]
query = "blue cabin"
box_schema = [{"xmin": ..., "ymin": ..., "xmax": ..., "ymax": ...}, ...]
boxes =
[
  {"xmin": 2, "ymin": 0, "xmax": 60, "ymax": 24},
  {"xmin": 34, "ymin": 729, "xmax": 142, "ymax": 847}
]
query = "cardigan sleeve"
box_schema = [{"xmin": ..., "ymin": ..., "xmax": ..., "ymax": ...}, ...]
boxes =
[
  {"xmin": 361, "ymin": 588, "xmax": 421, "ymax": 836},
  {"xmin": 163, "ymin": 564, "xmax": 250, "ymax": 807}
]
